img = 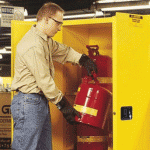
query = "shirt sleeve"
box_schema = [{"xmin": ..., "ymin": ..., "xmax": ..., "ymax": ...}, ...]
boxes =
[
  {"xmin": 49, "ymin": 38, "xmax": 82, "ymax": 65},
  {"xmin": 22, "ymin": 46, "xmax": 63, "ymax": 104}
]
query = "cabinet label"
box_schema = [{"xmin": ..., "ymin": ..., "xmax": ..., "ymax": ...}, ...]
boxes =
[{"xmin": 129, "ymin": 14, "xmax": 143, "ymax": 27}]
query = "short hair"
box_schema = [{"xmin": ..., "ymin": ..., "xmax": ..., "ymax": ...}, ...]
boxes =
[{"xmin": 36, "ymin": 2, "xmax": 64, "ymax": 22}]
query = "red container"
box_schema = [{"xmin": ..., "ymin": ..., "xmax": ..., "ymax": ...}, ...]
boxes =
[
  {"xmin": 74, "ymin": 75, "xmax": 112, "ymax": 129},
  {"xmin": 100, "ymin": 83, "xmax": 112, "ymax": 92},
  {"xmin": 76, "ymin": 123, "xmax": 108, "ymax": 150},
  {"xmin": 82, "ymin": 45, "xmax": 112, "ymax": 77}
]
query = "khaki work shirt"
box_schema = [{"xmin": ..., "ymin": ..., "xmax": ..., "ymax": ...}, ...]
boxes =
[{"xmin": 11, "ymin": 25, "xmax": 82, "ymax": 104}]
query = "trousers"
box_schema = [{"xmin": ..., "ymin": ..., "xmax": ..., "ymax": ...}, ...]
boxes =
[{"xmin": 11, "ymin": 91, "xmax": 52, "ymax": 150}]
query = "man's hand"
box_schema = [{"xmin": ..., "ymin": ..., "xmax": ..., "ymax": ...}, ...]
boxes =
[
  {"xmin": 56, "ymin": 96, "xmax": 81, "ymax": 125},
  {"xmin": 79, "ymin": 54, "xmax": 98, "ymax": 77}
]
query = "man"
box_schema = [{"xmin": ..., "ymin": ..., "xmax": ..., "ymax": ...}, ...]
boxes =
[{"xmin": 11, "ymin": 2, "xmax": 97, "ymax": 150}]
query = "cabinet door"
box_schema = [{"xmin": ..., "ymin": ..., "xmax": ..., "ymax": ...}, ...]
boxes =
[
  {"xmin": 11, "ymin": 21, "xmax": 65, "ymax": 150},
  {"xmin": 11, "ymin": 21, "xmax": 35, "ymax": 77},
  {"xmin": 113, "ymin": 12, "xmax": 150, "ymax": 150}
]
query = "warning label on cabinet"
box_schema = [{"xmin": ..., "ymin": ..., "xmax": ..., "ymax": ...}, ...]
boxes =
[{"xmin": 129, "ymin": 14, "xmax": 143, "ymax": 27}]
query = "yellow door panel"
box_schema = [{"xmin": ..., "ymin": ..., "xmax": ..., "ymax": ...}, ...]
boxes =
[{"xmin": 114, "ymin": 12, "xmax": 150, "ymax": 150}]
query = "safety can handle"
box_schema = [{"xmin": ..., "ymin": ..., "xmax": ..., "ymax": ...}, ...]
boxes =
[
  {"xmin": 92, "ymin": 72, "xmax": 99, "ymax": 84},
  {"xmin": 86, "ymin": 45, "xmax": 99, "ymax": 56}
]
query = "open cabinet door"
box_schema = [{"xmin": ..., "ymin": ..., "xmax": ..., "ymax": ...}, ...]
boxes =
[
  {"xmin": 11, "ymin": 20, "xmax": 36, "ymax": 146},
  {"xmin": 113, "ymin": 12, "xmax": 150, "ymax": 150},
  {"xmin": 11, "ymin": 20, "xmax": 65, "ymax": 150}
]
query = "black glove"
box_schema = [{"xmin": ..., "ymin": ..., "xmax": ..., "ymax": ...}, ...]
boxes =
[
  {"xmin": 56, "ymin": 96, "xmax": 81, "ymax": 125},
  {"xmin": 79, "ymin": 54, "xmax": 98, "ymax": 77}
]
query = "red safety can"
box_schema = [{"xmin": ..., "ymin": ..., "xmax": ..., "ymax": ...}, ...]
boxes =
[
  {"xmin": 82, "ymin": 45, "xmax": 112, "ymax": 77},
  {"xmin": 74, "ymin": 74, "xmax": 112, "ymax": 129}
]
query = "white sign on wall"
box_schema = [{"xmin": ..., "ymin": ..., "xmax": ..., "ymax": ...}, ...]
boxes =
[{"xmin": 1, "ymin": 6, "xmax": 24, "ymax": 27}]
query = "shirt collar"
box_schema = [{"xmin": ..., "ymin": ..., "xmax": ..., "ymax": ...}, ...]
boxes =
[{"xmin": 32, "ymin": 24, "xmax": 48, "ymax": 42}]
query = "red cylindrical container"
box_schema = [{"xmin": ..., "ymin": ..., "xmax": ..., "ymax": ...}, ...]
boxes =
[
  {"xmin": 82, "ymin": 45, "xmax": 112, "ymax": 78},
  {"xmin": 74, "ymin": 75, "xmax": 112, "ymax": 129},
  {"xmin": 75, "ymin": 45, "xmax": 112, "ymax": 150},
  {"xmin": 99, "ymin": 83, "xmax": 112, "ymax": 92},
  {"xmin": 76, "ymin": 123, "xmax": 108, "ymax": 150}
]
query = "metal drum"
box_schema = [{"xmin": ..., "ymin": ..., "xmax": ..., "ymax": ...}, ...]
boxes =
[{"xmin": 74, "ymin": 75, "xmax": 112, "ymax": 129}]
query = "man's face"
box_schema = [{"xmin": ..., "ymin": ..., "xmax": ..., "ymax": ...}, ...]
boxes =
[{"xmin": 45, "ymin": 11, "xmax": 63, "ymax": 37}]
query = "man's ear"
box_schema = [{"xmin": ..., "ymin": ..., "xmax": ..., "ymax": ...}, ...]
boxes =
[{"xmin": 43, "ymin": 17, "xmax": 48, "ymax": 24}]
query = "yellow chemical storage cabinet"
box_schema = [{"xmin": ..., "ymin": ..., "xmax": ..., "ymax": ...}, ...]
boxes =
[{"xmin": 11, "ymin": 12, "xmax": 150, "ymax": 150}]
